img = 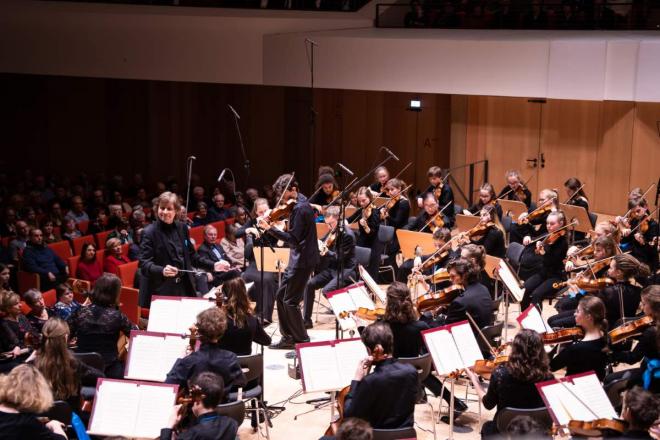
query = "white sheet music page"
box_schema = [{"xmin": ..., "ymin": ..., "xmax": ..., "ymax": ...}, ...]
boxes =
[
  {"xmin": 518, "ymin": 305, "xmax": 552, "ymax": 334},
  {"xmin": 423, "ymin": 328, "xmax": 463, "ymax": 375},
  {"xmin": 89, "ymin": 380, "xmax": 140, "ymax": 437},
  {"xmin": 327, "ymin": 291, "xmax": 354, "ymax": 314},
  {"xmin": 299, "ymin": 344, "xmax": 342, "ymax": 392},
  {"xmin": 571, "ymin": 373, "xmax": 617, "ymax": 419},
  {"xmin": 335, "ymin": 339, "xmax": 368, "ymax": 387},
  {"xmin": 177, "ymin": 298, "xmax": 215, "ymax": 333},
  {"xmin": 347, "ymin": 285, "xmax": 376, "ymax": 310},
  {"xmin": 125, "ymin": 333, "xmax": 165, "ymax": 382},
  {"xmin": 134, "ymin": 384, "xmax": 178, "ymax": 438},
  {"xmin": 147, "ymin": 298, "xmax": 180, "ymax": 332},
  {"xmin": 539, "ymin": 382, "xmax": 574, "ymax": 426},
  {"xmin": 451, "ymin": 322, "xmax": 484, "ymax": 367},
  {"xmin": 498, "ymin": 260, "xmax": 525, "ymax": 302},
  {"xmin": 359, "ymin": 265, "xmax": 386, "ymax": 304}
]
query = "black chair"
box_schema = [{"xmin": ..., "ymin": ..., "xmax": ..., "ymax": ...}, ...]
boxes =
[
  {"xmin": 377, "ymin": 225, "xmax": 396, "ymax": 280},
  {"xmin": 355, "ymin": 246, "xmax": 371, "ymax": 268},
  {"xmin": 476, "ymin": 322, "xmax": 504, "ymax": 355},
  {"xmin": 42, "ymin": 400, "xmax": 72, "ymax": 425},
  {"xmin": 604, "ymin": 377, "xmax": 629, "ymax": 411},
  {"xmin": 73, "ymin": 352, "xmax": 104, "ymax": 401},
  {"xmin": 372, "ymin": 426, "xmax": 417, "ymax": 440},
  {"xmin": 505, "ymin": 242, "xmax": 524, "ymax": 271},
  {"xmin": 216, "ymin": 400, "xmax": 246, "ymax": 425},
  {"xmin": 501, "ymin": 215, "xmax": 512, "ymax": 233},
  {"xmin": 397, "ymin": 354, "xmax": 435, "ymax": 439},
  {"xmin": 495, "ymin": 407, "xmax": 552, "ymax": 433},
  {"xmin": 453, "ymin": 204, "xmax": 463, "ymax": 216},
  {"xmin": 228, "ymin": 354, "xmax": 269, "ymax": 439},
  {"xmin": 588, "ymin": 212, "xmax": 598, "ymax": 228}
]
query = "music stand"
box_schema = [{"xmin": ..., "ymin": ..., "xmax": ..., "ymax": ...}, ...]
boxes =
[
  {"xmin": 499, "ymin": 200, "xmax": 528, "ymax": 219},
  {"xmin": 559, "ymin": 204, "xmax": 594, "ymax": 233},
  {"xmin": 396, "ymin": 229, "xmax": 436, "ymax": 260},
  {"xmin": 254, "ymin": 247, "xmax": 290, "ymax": 285},
  {"xmin": 496, "ymin": 259, "xmax": 525, "ymax": 343},
  {"xmin": 455, "ymin": 214, "xmax": 480, "ymax": 233}
]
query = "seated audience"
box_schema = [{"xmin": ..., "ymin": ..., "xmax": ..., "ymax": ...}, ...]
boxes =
[
  {"xmin": 65, "ymin": 196, "xmax": 89, "ymax": 224},
  {"xmin": 8, "ymin": 221, "xmax": 29, "ymax": 263},
  {"xmin": 197, "ymin": 225, "xmax": 240, "ymax": 287},
  {"xmin": 104, "ymin": 237, "xmax": 129, "ymax": 275},
  {"xmin": 107, "ymin": 216, "xmax": 133, "ymax": 245},
  {"xmin": 22, "ymin": 288, "xmax": 53, "ymax": 333},
  {"xmin": 21, "ymin": 228, "xmax": 68, "ymax": 290},
  {"xmin": 76, "ymin": 242, "xmax": 103, "ymax": 284},
  {"xmin": 209, "ymin": 193, "xmax": 231, "ymax": 221},
  {"xmin": 41, "ymin": 220, "xmax": 61, "ymax": 244},
  {"xmin": 61, "ymin": 218, "xmax": 82, "ymax": 242},
  {"xmin": 52, "ymin": 283, "xmax": 82, "ymax": 321},
  {"xmin": 0, "ymin": 264, "xmax": 12, "ymax": 291},
  {"xmin": 220, "ymin": 224, "xmax": 245, "ymax": 270},
  {"xmin": 192, "ymin": 202, "xmax": 213, "ymax": 227}
]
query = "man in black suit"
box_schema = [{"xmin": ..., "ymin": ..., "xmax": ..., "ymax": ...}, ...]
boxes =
[
  {"xmin": 302, "ymin": 205, "xmax": 356, "ymax": 328},
  {"xmin": 343, "ymin": 321, "xmax": 418, "ymax": 429},
  {"xmin": 197, "ymin": 224, "xmax": 241, "ymax": 287},
  {"xmin": 258, "ymin": 174, "xmax": 319, "ymax": 348}
]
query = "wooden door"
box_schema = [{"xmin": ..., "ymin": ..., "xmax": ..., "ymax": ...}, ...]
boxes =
[{"xmin": 630, "ymin": 102, "xmax": 660, "ymax": 197}]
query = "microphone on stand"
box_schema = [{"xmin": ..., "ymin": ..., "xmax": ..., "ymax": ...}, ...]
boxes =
[
  {"xmin": 188, "ymin": 156, "xmax": 197, "ymax": 160},
  {"xmin": 382, "ymin": 147, "xmax": 400, "ymax": 161},
  {"xmin": 217, "ymin": 168, "xmax": 227, "ymax": 183},
  {"xmin": 228, "ymin": 105, "xmax": 240, "ymax": 120},
  {"xmin": 336, "ymin": 162, "xmax": 355, "ymax": 176},
  {"xmin": 305, "ymin": 38, "xmax": 318, "ymax": 46}
]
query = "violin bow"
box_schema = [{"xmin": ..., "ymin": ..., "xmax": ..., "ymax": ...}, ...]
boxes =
[
  {"xmin": 617, "ymin": 182, "xmax": 656, "ymax": 222},
  {"xmin": 563, "ymin": 183, "xmax": 586, "ymax": 204},
  {"xmin": 420, "ymin": 201, "xmax": 452, "ymax": 232},
  {"xmin": 274, "ymin": 172, "xmax": 296, "ymax": 208},
  {"xmin": 323, "ymin": 176, "xmax": 359, "ymax": 210},
  {"xmin": 528, "ymin": 220, "xmax": 579, "ymax": 245},
  {"xmin": 629, "ymin": 208, "xmax": 658, "ymax": 235},
  {"xmin": 497, "ymin": 174, "xmax": 533, "ymax": 201},
  {"xmin": 392, "ymin": 162, "xmax": 413, "ymax": 180},
  {"xmin": 466, "ymin": 311, "xmax": 497, "ymax": 357},
  {"xmin": 416, "ymin": 235, "xmax": 460, "ymax": 271}
]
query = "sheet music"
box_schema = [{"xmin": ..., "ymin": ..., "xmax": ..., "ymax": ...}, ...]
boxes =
[
  {"xmin": 451, "ymin": 322, "xmax": 484, "ymax": 367},
  {"xmin": 538, "ymin": 374, "xmax": 614, "ymax": 426},
  {"xmin": 359, "ymin": 265, "xmax": 386, "ymax": 304},
  {"xmin": 177, "ymin": 298, "xmax": 215, "ymax": 333},
  {"xmin": 327, "ymin": 291, "xmax": 355, "ymax": 314},
  {"xmin": 126, "ymin": 334, "xmax": 165, "ymax": 381},
  {"xmin": 347, "ymin": 285, "xmax": 376, "ymax": 310},
  {"xmin": 133, "ymin": 385, "xmax": 178, "ymax": 438},
  {"xmin": 540, "ymin": 382, "xmax": 575, "ymax": 426},
  {"xmin": 498, "ymin": 260, "xmax": 525, "ymax": 302},
  {"xmin": 147, "ymin": 299, "xmax": 179, "ymax": 333},
  {"xmin": 424, "ymin": 329, "xmax": 463, "ymax": 375},
  {"xmin": 572, "ymin": 374, "xmax": 617, "ymax": 419},
  {"xmin": 518, "ymin": 305, "xmax": 552, "ymax": 334},
  {"xmin": 335, "ymin": 340, "xmax": 368, "ymax": 386},
  {"xmin": 89, "ymin": 381, "xmax": 140, "ymax": 436},
  {"xmin": 299, "ymin": 344, "xmax": 342, "ymax": 392}
]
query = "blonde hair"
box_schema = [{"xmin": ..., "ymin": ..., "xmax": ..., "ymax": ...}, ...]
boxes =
[
  {"xmin": 0, "ymin": 364, "xmax": 54, "ymax": 413},
  {"xmin": 35, "ymin": 318, "xmax": 78, "ymax": 400},
  {"xmin": 105, "ymin": 237, "xmax": 122, "ymax": 250}
]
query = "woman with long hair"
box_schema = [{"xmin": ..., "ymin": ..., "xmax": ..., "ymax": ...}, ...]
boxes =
[
  {"xmin": 0, "ymin": 364, "xmax": 68, "ymax": 439},
  {"xmin": 75, "ymin": 242, "xmax": 102, "ymax": 284},
  {"xmin": 550, "ymin": 295, "xmax": 609, "ymax": 380},
  {"xmin": 31, "ymin": 318, "xmax": 104, "ymax": 413},
  {"xmin": 464, "ymin": 204, "xmax": 506, "ymax": 258},
  {"xmin": 465, "ymin": 182, "xmax": 503, "ymax": 219},
  {"xmin": 217, "ymin": 278, "xmax": 271, "ymax": 356},
  {"xmin": 469, "ymin": 329, "xmax": 553, "ymax": 436},
  {"xmin": 460, "ymin": 243, "xmax": 496, "ymax": 297},
  {"xmin": 598, "ymin": 254, "xmax": 649, "ymax": 328}
]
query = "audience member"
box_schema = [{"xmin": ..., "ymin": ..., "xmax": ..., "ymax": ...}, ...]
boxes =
[
  {"xmin": 22, "ymin": 288, "xmax": 53, "ymax": 333},
  {"xmin": 21, "ymin": 228, "xmax": 68, "ymax": 290},
  {"xmin": 65, "ymin": 196, "xmax": 89, "ymax": 224},
  {"xmin": 76, "ymin": 242, "xmax": 103, "ymax": 284},
  {"xmin": 52, "ymin": 283, "xmax": 82, "ymax": 321},
  {"xmin": 104, "ymin": 237, "xmax": 129, "ymax": 275}
]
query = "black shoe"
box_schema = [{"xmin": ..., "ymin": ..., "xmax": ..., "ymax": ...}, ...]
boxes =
[
  {"xmin": 269, "ymin": 338, "xmax": 295, "ymax": 350},
  {"xmin": 440, "ymin": 411, "xmax": 464, "ymax": 424},
  {"xmin": 454, "ymin": 399, "xmax": 468, "ymax": 413},
  {"xmin": 304, "ymin": 320, "xmax": 313, "ymax": 329}
]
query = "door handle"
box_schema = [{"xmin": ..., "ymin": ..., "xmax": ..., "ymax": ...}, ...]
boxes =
[
  {"xmin": 526, "ymin": 158, "xmax": 538, "ymax": 168},
  {"xmin": 540, "ymin": 153, "xmax": 545, "ymax": 168}
]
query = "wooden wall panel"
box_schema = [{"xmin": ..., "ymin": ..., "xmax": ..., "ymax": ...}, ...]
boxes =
[
  {"xmin": 630, "ymin": 102, "xmax": 660, "ymax": 196},
  {"xmin": 593, "ymin": 101, "xmax": 635, "ymax": 215},
  {"xmin": 449, "ymin": 95, "xmax": 468, "ymax": 199}
]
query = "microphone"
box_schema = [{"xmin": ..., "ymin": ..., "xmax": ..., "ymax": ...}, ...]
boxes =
[
  {"xmin": 305, "ymin": 37, "xmax": 318, "ymax": 46},
  {"xmin": 336, "ymin": 162, "xmax": 355, "ymax": 176},
  {"xmin": 217, "ymin": 168, "xmax": 227, "ymax": 183},
  {"xmin": 228, "ymin": 105, "xmax": 240, "ymax": 120},
  {"xmin": 188, "ymin": 156, "xmax": 196, "ymax": 160},
  {"xmin": 383, "ymin": 147, "xmax": 400, "ymax": 161}
]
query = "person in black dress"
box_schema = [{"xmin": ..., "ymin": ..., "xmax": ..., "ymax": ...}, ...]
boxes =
[
  {"xmin": 464, "ymin": 182, "xmax": 503, "ymax": 219},
  {"xmin": 67, "ymin": 273, "xmax": 136, "ymax": 379},
  {"xmin": 550, "ymin": 296, "xmax": 609, "ymax": 380},
  {"xmin": 347, "ymin": 186, "xmax": 381, "ymax": 280},
  {"xmin": 161, "ymin": 372, "xmax": 238, "ymax": 440},
  {"xmin": 498, "ymin": 169, "xmax": 532, "ymax": 208},
  {"xmin": 166, "ymin": 307, "xmax": 246, "ymax": 395},
  {"xmin": 620, "ymin": 197, "xmax": 659, "ymax": 273},
  {"xmin": 620, "ymin": 386, "xmax": 660, "ymax": 439},
  {"xmin": 416, "ymin": 166, "xmax": 455, "ymax": 228},
  {"xmin": 0, "ymin": 364, "xmax": 68, "ymax": 439},
  {"xmin": 217, "ymin": 278, "xmax": 271, "ymax": 356},
  {"xmin": 597, "ymin": 254, "xmax": 647, "ymax": 329},
  {"xmin": 138, "ymin": 192, "xmax": 212, "ymax": 308},
  {"xmin": 563, "ymin": 177, "xmax": 590, "ymax": 243},
  {"xmin": 461, "ymin": 204, "xmax": 506, "ymax": 258},
  {"xmin": 467, "ymin": 329, "xmax": 554, "ymax": 437},
  {"xmin": 460, "ymin": 244, "xmax": 496, "ymax": 299},
  {"xmin": 368, "ymin": 166, "xmax": 390, "ymax": 198},
  {"xmin": 308, "ymin": 173, "xmax": 340, "ymax": 214},
  {"xmin": 521, "ymin": 210, "xmax": 569, "ymax": 310},
  {"xmin": 259, "ymin": 174, "xmax": 320, "ymax": 349},
  {"xmin": 343, "ymin": 321, "xmax": 418, "ymax": 429},
  {"xmin": 380, "ymin": 178, "xmax": 411, "ymax": 230},
  {"xmin": 398, "ymin": 227, "xmax": 456, "ymax": 283},
  {"xmin": 22, "ymin": 289, "xmax": 54, "ymax": 333},
  {"xmin": 0, "ymin": 290, "xmax": 38, "ymax": 372}
]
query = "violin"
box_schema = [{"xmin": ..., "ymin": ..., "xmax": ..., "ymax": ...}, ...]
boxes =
[
  {"xmin": 187, "ymin": 325, "xmax": 199, "ymax": 353},
  {"xmin": 463, "ymin": 221, "xmax": 494, "ymax": 242},
  {"xmin": 552, "ymin": 277, "xmax": 614, "ymax": 291},
  {"xmin": 381, "ymin": 184, "xmax": 412, "ymax": 220},
  {"xmin": 325, "ymin": 385, "xmax": 351, "ymax": 436},
  {"xmin": 416, "ymin": 252, "xmax": 449, "ymax": 273},
  {"xmin": 473, "ymin": 355, "xmax": 509, "ymax": 380},
  {"xmin": 263, "ymin": 199, "xmax": 296, "ymax": 223},
  {"xmin": 318, "ymin": 229, "xmax": 337, "ymax": 257},
  {"xmin": 425, "ymin": 211, "xmax": 445, "ymax": 233},
  {"xmin": 358, "ymin": 204, "xmax": 375, "ymax": 234},
  {"xmin": 567, "ymin": 419, "xmax": 627, "ymax": 437},
  {"xmin": 541, "ymin": 327, "xmax": 584, "ymax": 345},
  {"xmin": 355, "ymin": 307, "xmax": 385, "ymax": 321},
  {"xmin": 425, "ymin": 267, "xmax": 451, "ymax": 284},
  {"xmin": 608, "ymin": 315, "xmax": 653, "ymax": 344},
  {"xmin": 175, "ymin": 384, "xmax": 205, "ymax": 432},
  {"xmin": 534, "ymin": 229, "xmax": 566, "ymax": 255},
  {"xmin": 416, "ymin": 284, "xmax": 463, "ymax": 313},
  {"xmin": 513, "ymin": 184, "xmax": 528, "ymax": 202},
  {"xmin": 519, "ymin": 199, "xmax": 553, "ymax": 224}
]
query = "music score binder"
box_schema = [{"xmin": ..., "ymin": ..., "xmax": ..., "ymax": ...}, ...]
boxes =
[
  {"xmin": 147, "ymin": 296, "xmax": 215, "ymax": 334},
  {"xmin": 295, "ymin": 338, "xmax": 367, "ymax": 393},
  {"xmin": 124, "ymin": 330, "xmax": 190, "ymax": 383},
  {"xmin": 422, "ymin": 320, "xmax": 483, "ymax": 376},
  {"xmin": 358, "ymin": 265, "xmax": 387, "ymax": 304},
  {"xmin": 517, "ymin": 305, "xmax": 553, "ymax": 334},
  {"xmin": 326, "ymin": 282, "xmax": 376, "ymax": 331}
]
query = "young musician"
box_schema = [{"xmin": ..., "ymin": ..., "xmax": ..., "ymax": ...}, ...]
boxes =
[
  {"xmin": 166, "ymin": 307, "xmax": 246, "ymax": 394},
  {"xmin": 347, "ymin": 186, "xmax": 381, "ymax": 279},
  {"xmin": 621, "ymin": 386, "xmax": 660, "ymax": 439},
  {"xmin": 416, "ymin": 166, "xmax": 455, "ymax": 228},
  {"xmin": 405, "ymin": 192, "xmax": 442, "ymax": 232},
  {"xmin": 0, "ymin": 364, "xmax": 68, "ymax": 439},
  {"xmin": 343, "ymin": 321, "xmax": 418, "ymax": 429},
  {"xmin": 308, "ymin": 173, "xmax": 339, "ymax": 212},
  {"xmin": 380, "ymin": 178, "xmax": 410, "ymax": 229},
  {"xmin": 259, "ymin": 174, "xmax": 319, "ymax": 349},
  {"xmin": 597, "ymin": 254, "xmax": 647, "ymax": 329},
  {"xmin": 468, "ymin": 329, "xmax": 553, "ymax": 437},
  {"xmin": 461, "ymin": 244, "xmax": 496, "ymax": 298},
  {"xmin": 68, "ymin": 274, "xmax": 135, "ymax": 379},
  {"xmin": 620, "ymin": 198, "xmax": 658, "ymax": 272},
  {"xmin": 369, "ymin": 166, "xmax": 390, "ymax": 197},
  {"xmin": 303, "ymin": 206, "xmax": 356, "ymax": 329},
  {"xmin": 30, "ymin": 318, "xmax": 104, "ymax": 414},
  {"xmin": 607, "ymin": 285, "xmax": 660, "ymax": 394},
  {"xmin": 510, "ymin": 188, "xmax": 559, "ymax": 248},
  {"xmin": 236, "ymin": 197, "xmax": 279, "ymax": 324},
  {"xmin": 498, "ymin": 170, "xmax": 532, "ymax": 208},
  {"xmin": 464, "ymin": 182, "xmax": 502, "ymax": 219},
  {"xmin": 217, "ymin": 278, "xmax": 271, "ymax": 356},
  {"xmin": 550, "ymin": 296, "xmax": 609, "ymax": 380},
  {"xmin": 161, "ymin": 372, "xmax": 238, "ymax": 440},
  {"xmin": 139, "ymin": 192, "xmax": 212, "ymax": 307},
  {"xmin": 398, "ymin": 227, "xmax": 455, "ymax": 283},
  {"xmin": 564, "ymin": 177, "xmax": 590, "ymax": 242},
  {"xmin": 462, "ymin": 204, "xmax": 506, "ymax": 258},
  {"xmin": 520, "ymin": 211, "xmax": 568, "ymax": 311}
]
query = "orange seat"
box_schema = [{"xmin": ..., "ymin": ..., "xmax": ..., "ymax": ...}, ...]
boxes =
[
  {"xmin": 67, "ymin": 277, "xmax": 91, "ymax": 303},
  {"xmin": 67, "ymin": 256, "xmax": 80, "ymax": 279},
  {"xmin": 77, "ymin": 220, "xmax": 89, "ymax": 235},
  {"xmin": 71, "ymin": 235, "xmax": 95, "ymax": 256},
  {"xmin": 117, "ymin": 261, "xmax": 138, "ymax": 287},
  {"xmin": 95, "ymin": 230, "xmax": 112, "ymax": 249},
  {"xmin": 121, "ymin": 243, "xmax": 130, "ymax": 259},
  {"xmin": 119, "ymin": 286, "xmax": 140, "ymax": 325},
  {"xmin": 48, "ymin": 240, "xmax": 72, "ymax": 262},
  {"xmin": 18, "ymin": 270, "xmax": 40, "ymax": 293},
  {"xmin": 19, "ymin": 301, "xmax": 30, "ymax": 315},
  {"xmin": 187, "ymin": 211, "xmax": 197, "ymax": 220},
  {"xmin": 42, "ymin": 289, "xmax": 57, "ymax": 307},
  {"xmin": 209, "ymin": 221, "xmax": 226, "ymax": 240},
  {"xmin": 224, "ymin": 218, "xmax": 234, "ymax": 225},
  {"xmin": 96, "ymin": 249, "xmax": 106, "ymax": 267},
  {"xmin": 189, "ymin": 226, "xmax": 204, "ymax": 249}
]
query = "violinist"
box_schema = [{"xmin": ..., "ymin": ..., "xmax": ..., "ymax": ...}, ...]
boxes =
[
  {"xmin": 467, "ymin": 329, "xmax": 553, "ymax": 437},
  {"xmin": 368, "ymin": 166, "xmax": 390, "ymax": 198},
  {"xmin": 423, "ymin": 258, "xmax": 493, "ymax": 330},
  {"xmin": 620, "ymin": 198, "xmax": 658, "ymax": 272},
  {"xmin": 308, "ymin": 173, "xmax": 340, "ymax": 213},
  {"xmin": 405, "ymin": 192, "xmax": 442, "ymax": 232},
  {"xmin": 549, "ymin": 296, "xmax": 609, "ymax": 380},
  {"xmin": 342, "ymin": 321, "xmax": 418, "ymax": 429},
  {"xmin": 380, "ymin": 178, "xmax": 410, "ymax": 229},
  {"xmin": 498, "ymin": 170, "xmax": 532, "ymax": 208},
  {"xmin": 416, "ymin": 166, "xmax": 455, "ymax": 228},
  {"xmin": 606, "ymin": 286, "xmax": 660, "ymax": 394},
  {"xmin": 510, "ymin": 188, "xmax": 558, "ymax": 248},
  {"xmin": 520, "ymin": 211, "xmax": 569, "ymax": 311},
  {"xmin": 462, "ymin": 204, "xmax": 506, "ymax": 258},
  {"xmin": 461, "ymin": 244, "xmax": 496, "ymax": 299},
  {"xmin": 598, "ymin": 254, "xmax": 648, "ymax": 330},
  {"xmin": 620, "ymin": 387, "xmax": 660, "ymax": 439},
  {"xmin": 565, "ymin": 221, "xmax": 621, "ymax": 271},
  {"xmin": 165, "ymin": 307, "xmax": 246, "ymax": 395},
  {"xmin": 347, "ymin": 187, "xmax": 381, "ymax": 279},
  {"xmin": 161, "ymin": 372, "xmax": 238, "ymax": 440},
  {"xmin": 464, "ymin": 182, "xmax": 503, "ymax": 219},
  {"xmin": 383, "ymin": 283, "xmax": 469, "ymax": 420},
  {"xmin": 548, "ymin": 235, "xmax": 618, "ymax": 329},
  {"xmin": 303, "ymin": 206, "xmax": 356, "ymax": 329},
  {"xmin": 564, "ymin": 177, "xmax": 590, "ymax": 241},
  {"xmin": 259, "ymin": 174, "xmax": 319, "ymax": 349},
  {"xmin": 397, "ymin": 227, "xmax": 455, "ymax": 284}
]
